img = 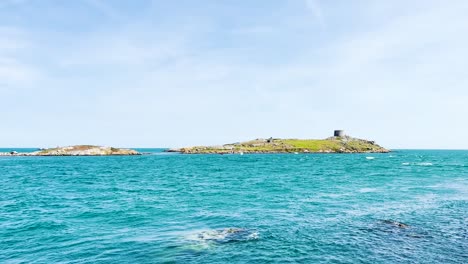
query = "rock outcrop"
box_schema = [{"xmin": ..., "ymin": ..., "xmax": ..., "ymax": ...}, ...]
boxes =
[{"xmin": 0, "ymin": 145, "xmax": 140, "ymax": 156}]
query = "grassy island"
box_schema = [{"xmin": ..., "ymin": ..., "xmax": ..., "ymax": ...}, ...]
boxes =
[{"xmin": 168, "ymin": 135, "xmax": 389, "ymax": 154}]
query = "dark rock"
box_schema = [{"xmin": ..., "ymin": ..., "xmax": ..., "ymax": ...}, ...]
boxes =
[
  {"xmin": 381, "ymin": 220, "xmax": 410, "ymax": 229},
  {"xmin": 195, "ymin": 228, "xmax": 258, "ymax": 243}
]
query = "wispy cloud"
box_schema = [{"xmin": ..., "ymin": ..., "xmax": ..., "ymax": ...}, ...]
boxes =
[{"xmin": 304, "ymin": 0, "xmax": 325, "ymax": 27}]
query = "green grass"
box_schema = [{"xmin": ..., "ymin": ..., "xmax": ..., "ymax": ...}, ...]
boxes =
[
  {"xmin": 281, "ymin": 139, "xmax": 342, "ymax": 151},
  {"xmin": 345, "ymin": 140, "xmax": 379, "ymax": 151}
]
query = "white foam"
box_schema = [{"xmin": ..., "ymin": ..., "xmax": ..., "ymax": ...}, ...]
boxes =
[
  {"xmin": 184, "ymin": 228, "xmax": 259, "ymax": 243},
  {"xmin": 366, "ymin": 157, "xmax": 375, "ymax": 160},
  {"xmin": 184, "ymin": 229, "xmax": 217, "ymax": 242},
  {"xmin": 247, "ymin": 232, "xmax": 259, "ymax": 240}
]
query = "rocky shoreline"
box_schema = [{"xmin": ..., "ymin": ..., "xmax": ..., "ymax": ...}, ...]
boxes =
[{"xmin": 0, "ymin": 145, "xmax": 140, "ymax": 156}]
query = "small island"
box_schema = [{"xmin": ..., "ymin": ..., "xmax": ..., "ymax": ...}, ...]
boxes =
[
  {"xmin": 167, "ymin": 130, "xmax": 389, "ymax": 154},
  {"xmin": 0, "ymin": 145, "xmax": 140, "ymax": 156}
]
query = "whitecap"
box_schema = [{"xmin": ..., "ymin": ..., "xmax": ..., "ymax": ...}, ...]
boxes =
[
  {"xmin": 366, "ymin": 157, "xmax": 375, "ymax": 160},
  {"xmin": 401, "ymin": 162, "xmax": 433, "ymax": 166},
  {"xmin": 417, "ymin": 162, "xmax": 433, "ymax": 166}
]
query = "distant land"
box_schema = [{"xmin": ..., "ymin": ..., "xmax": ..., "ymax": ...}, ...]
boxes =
[
  {"xmin": 0, "ymin": 131, "xmax": 389, "ymax": 156},
  {"xmin": 167, "ymin": 131, "xmax": 389, "ymax": 154},
  {"xmin": 0, "ymin": 145, "xmax": 140, "ymax": 156}
]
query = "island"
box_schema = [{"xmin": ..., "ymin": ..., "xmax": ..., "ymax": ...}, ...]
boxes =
[
  {"xmin": 0, "ymin": 145, "xmax": 140, "ymax": 156},
  {"xmin": 167, "ymin": 130, "xmax": 389, "ymax": 154}
]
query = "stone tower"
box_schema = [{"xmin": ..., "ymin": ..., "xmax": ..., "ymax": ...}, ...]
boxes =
[{"xmin": 334, "ymin": 130, "xmax": 344, "ymax": 137}]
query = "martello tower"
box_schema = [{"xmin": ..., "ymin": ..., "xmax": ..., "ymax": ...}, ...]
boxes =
[{"xmin": 334, "ymin": 130, "xmax": 345, "ymax": 137}]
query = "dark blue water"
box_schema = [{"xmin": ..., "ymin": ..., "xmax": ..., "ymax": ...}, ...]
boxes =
[{"xmin": 1, "ymin": 150, "xmax": 467, "ymax": 263}]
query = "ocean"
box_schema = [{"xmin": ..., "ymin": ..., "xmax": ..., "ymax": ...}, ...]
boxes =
[{"xmin": 0, "ymin": 150, "xmax": 467, "ymax": 263}]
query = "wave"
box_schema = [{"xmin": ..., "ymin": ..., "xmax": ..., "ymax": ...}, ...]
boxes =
[{"xmin": 402, "ymin": 162, "xmax": 433, "ymax": 166}]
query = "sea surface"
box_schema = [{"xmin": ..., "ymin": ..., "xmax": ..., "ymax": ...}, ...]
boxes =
[{"xmin": 1, "ymin": 149, "xmax": 467, "ymax": 263}]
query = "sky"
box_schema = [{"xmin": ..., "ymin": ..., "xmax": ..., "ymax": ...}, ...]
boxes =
[{"xmin": 1, "ymin": 0, "xmax": 467, "ymax": 149}]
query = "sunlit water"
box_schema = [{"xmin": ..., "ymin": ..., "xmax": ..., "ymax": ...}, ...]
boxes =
[{"xmin": 1, "ymin": 150, "xmax": 467, "ymax": 263}]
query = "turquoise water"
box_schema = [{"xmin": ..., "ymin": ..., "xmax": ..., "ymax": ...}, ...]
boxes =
[{"xmin": 1, "ymin": 150, "xmax": 467, "ymax": 263}]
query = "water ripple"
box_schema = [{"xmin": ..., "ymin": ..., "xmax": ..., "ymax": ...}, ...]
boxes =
[{"xmin": 0, "ymin": 150, "xmax": 467, "ymax": 263}]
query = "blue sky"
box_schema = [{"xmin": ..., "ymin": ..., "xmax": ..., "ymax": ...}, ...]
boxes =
[{"xmin": 1, "ymin": 0, "xmax": 467, "ymax": 149}]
